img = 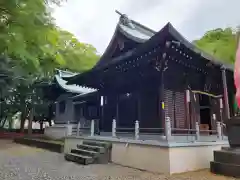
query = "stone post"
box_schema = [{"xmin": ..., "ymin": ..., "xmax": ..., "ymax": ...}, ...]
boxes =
[
  {"xmin": 77, "ymin": 121, "xmax": 81, "ymax": 136},
  {"xmin": 90, "ymin": 120, "xmax": 95, "ymax": 137},
  {"xmin": 165, "ymin": 117, "xmax": 171, "ymax": 141},
  {"xmin": 66, "ymin": 122, "xmax": 72, "ymax": 136},
  {"xmin": 112, "ymin": 119, "xmax": 116, "ymax": 137},
  {"xmin": 195, "ymin": 121, "xmax": 200, "ymax": 141},
  {"xmin": 217, "ymin": 121, "xmax": 222, "ymax": 140},
  {"xmin": 135, "ymin": 120, "xmax": 139, "ymax": 140}
]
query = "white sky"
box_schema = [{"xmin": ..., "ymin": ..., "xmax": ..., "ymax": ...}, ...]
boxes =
[{"xmin": 53, "ymin": 0, "xmax": 240, "ymax": 54}]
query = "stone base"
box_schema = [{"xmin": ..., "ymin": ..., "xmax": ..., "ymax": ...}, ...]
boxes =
[
  {"xmin": 44, "ymin": 124, "xmax": 75, "ymax": 140},
  {"xmin": 14, "ymin": 137, "xmax": 64, "ymax": 153},
  {"xmin": 210, "ymin": 147, "xmax": 240, "ymax": 177},
  {"xmin": 211, "ymin": 161, "xmax": 240, "ymax": 177},
  {"xmin": 227, "ymin": 116, "xmax": 240, "ymax": 148},
  {"xmin": 65, "ymin": 135, "xmax": 228, "ymax": 174}
]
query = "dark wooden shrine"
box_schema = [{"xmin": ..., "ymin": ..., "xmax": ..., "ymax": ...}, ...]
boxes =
[{"xmin": 65, "ymin": 12, "xmax": 235, "ymax": 135}]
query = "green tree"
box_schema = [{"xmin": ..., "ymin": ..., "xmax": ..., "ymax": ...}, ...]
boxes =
[
  {"xmin": 193, "ymin": 28, "xmax": 237, "ymax": 64},
  {"xmin": 0, "ymin": 0, "xmax": 61, "ymax": 70},
  {"xmin": 0, "ymin": 0, "xmax": 100, "ymax": 132},
  {"xmin": 57, "ymin": 30, "xmax": 99, "ymax": 72},
  {"xmin": 40, "ymin": 29, "xmax": 100, "ymax": 73}
]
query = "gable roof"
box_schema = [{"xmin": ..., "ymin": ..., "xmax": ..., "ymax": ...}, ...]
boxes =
[
  {"xmin": 65, "ymin": 21, "xmax": 233, "ymax": 87},
  {"xmin": 95, "ymin": 11, "xmax": 233, "ymax": 71},
  {"xmin": 94, "ymin": 11, "xmax": 155, "ymax": 68},
  {"xmin": 98, "ymin": 22, "xmax": 233, "ymax": 71}
]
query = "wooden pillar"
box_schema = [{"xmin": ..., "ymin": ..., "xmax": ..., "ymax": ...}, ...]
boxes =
[
  {"xmin": 186, "ymin": 90, "xmax": 191, "ymax": 132},
  {"xmin": 160, "ymin": 69, "xmax": 165, "ymax": 130},
  {"xmin": 116, "ymin": 95, "xmax": 119, "ymax": 126},
  {"xmin": 137, "ymin": 92, "xmax": 141, "ymax": 122},
  {"xmin": 221, "ymin": 67, "xmax": 230, "ymax": 119},
  {"xmin": 159, "ymin": 55, "xmax": 167, "ymax": 132},
  {"xmin": 159, "ymin": 41, "xmax": 171, "ymax": 132}
]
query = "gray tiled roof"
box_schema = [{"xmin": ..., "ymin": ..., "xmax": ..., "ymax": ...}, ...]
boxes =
[
  {"xmin": 118, "ymin": 14, "xmax": 155, "ymax": 43},
  {"xmin": 55, "ymin": 69, "xmax": 97, "ymax": 94}
]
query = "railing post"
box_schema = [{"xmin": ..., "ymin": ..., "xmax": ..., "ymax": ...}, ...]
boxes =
[
  {"xmin": 195, "ymin": 121, "xmax": 200, "ymax": 141},
  {"xmin": 77, "ymin": 121, "xmax": 81, "ymax": 136},
  {"xmin": 112, "ymin": 119, "xmax": 116, "ymax": 137},
  {"xmin": 66, "ymin": 121, "xmax": 72, "ymax": 136},
  {"xmin": 165, "ymin": 117, "xmax": 171, "ymax": 140},
  {"xmin": 219, "ymin": 98, "xmax": 224, "ymax": 136},
  {"xmin": 135, "ymin": 120, "xmax": 139, "ymax": 140},
  {"xmin": 217, "ymin": 121, "xmax": 222, "ymax": 140},
  {"xmin": 90, "ymin": 120, "xmax": 95, "ymax": 137}
]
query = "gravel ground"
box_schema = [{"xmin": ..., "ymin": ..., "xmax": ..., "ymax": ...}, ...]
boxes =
[{"xmin": 0, "ymin": 140, "xmax": 237, "ymax": 180}]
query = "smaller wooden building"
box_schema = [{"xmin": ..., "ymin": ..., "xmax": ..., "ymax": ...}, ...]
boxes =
[{"xmin": 43, "ymin": 69, "xmax": 97, "ymax": 125}]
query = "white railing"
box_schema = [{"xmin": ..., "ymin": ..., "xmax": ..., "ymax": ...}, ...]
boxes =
[
  {"xmin": 109, "ymin": 117, "xmax": 224, "ymax": 141},
  {"xmin": 73, "ymin": 117, "xmax": 224, "ymax": 142}
]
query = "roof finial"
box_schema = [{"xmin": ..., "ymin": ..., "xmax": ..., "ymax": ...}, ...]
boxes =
[
  {"xmin": 115, "ymin": 10, "xmax": 123, "ymax": 16},
  {"xmin": 115, "ymin": 10, "xmax": 135, "ymax": 29}
]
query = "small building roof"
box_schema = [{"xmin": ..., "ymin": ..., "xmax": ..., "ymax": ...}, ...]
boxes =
[{"xmin": 55, "ymin": 69, "xmax": 97, "ymax": 94}]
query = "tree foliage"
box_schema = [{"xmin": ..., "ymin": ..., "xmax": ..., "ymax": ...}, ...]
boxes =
[
  {"xmin": 0, "ymin": 0, "xmax": 100, "ymax": 130},
  {"xmin": 193, "ymin": 27, "xmax": 238, "ymax": 64},
  {"xmin": 1, "ymin": 0, "xmax": 57, "ymax": 69},
  {"xmin": 42, "ymin": 29, "xmax": 99, "ymax": 73}
]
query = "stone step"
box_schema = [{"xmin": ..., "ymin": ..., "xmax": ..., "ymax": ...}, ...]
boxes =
[
  {"xmin": 210, "ymin": 161, "xmax": 240, "ymax": 178},
  {"xmin": 77, "ymin": 144, "xmax": 105, "ymax": 153},
  {"xmin": 214, "ymin": 150, "xmax": 240, "ymax": 165},
  {"xmin": 221, "ymin": 147, "xmax": 231, "ymax": 151},
  {"xmin": 83, "ymin": 140, "xmax": 111, "ymax": 148},
  {"xmin": 64, "ymin": 153, "xmax": 94, "ymax": 165},
  {"xmin": 71, "ymin": 148, "xmax": 98, "ymax": 158}
]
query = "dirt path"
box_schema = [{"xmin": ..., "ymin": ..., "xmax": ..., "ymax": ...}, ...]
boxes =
[{"xmin": 0, "ymin": 140, "xmax": 237, "ymax": 180}]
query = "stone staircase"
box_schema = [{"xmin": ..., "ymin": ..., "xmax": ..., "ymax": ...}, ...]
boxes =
[
  {"xmin": 210, "ymin": 147, "xmax": 240, "ymax": 177},
  {"xmin": 64, "ymin": 140, "xmax": 112, "ymax": 165}
]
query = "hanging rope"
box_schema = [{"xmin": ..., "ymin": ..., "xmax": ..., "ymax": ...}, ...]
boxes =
[{"xmin": 192, "ymin": 90, "xmax": 223, "ymax": 98}]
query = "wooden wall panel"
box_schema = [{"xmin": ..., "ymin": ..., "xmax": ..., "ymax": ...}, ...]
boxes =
[{"xmin": 175, "ymin": 91, "xmax": 186, "ymax": 129}]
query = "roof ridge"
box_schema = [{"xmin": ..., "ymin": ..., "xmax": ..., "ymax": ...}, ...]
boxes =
[
  {"xmin": 116, "ymin": 10, "xmax": 156, "ymax": 34},
  {"xmin": 130, "ymin": 19, "xmax": 156, "ymax": 34}
]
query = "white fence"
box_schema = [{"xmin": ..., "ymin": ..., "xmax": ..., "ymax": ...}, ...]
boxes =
[{"xmin": 72, "ymin": 117, "xmax": 225, "ymax": 142}]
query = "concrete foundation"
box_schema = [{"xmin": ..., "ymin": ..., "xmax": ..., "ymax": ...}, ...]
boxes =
[
  {"xmin": 64, "ymin": 135, "xmax": 228, "ymax": 174},
  {"xmin": 44, "ymin": 124, "xmax": 75, "ymax": 139}
]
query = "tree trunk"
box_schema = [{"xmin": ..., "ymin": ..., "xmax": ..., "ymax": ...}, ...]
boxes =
[
  {"xmin": 8, "ymin": 118, "xmax": 13, "ymax": 129},
  {"xmin": 28, "ymin": 106, "xmax": 34, "ymax": 135},
  {"xmin": 0, "ymin": 116, "xmax": 7, "ymax": 128},
  {"xmin": 48, "ymin": 119, "xmax": 52, "ymax": 126},
  {"xmin": 20, "ymin": 108, "xmax": 26, "ymax": 133},
  {"xmin": 40, "ymin": 121, "xmax": 43, "ymax": 130}
]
